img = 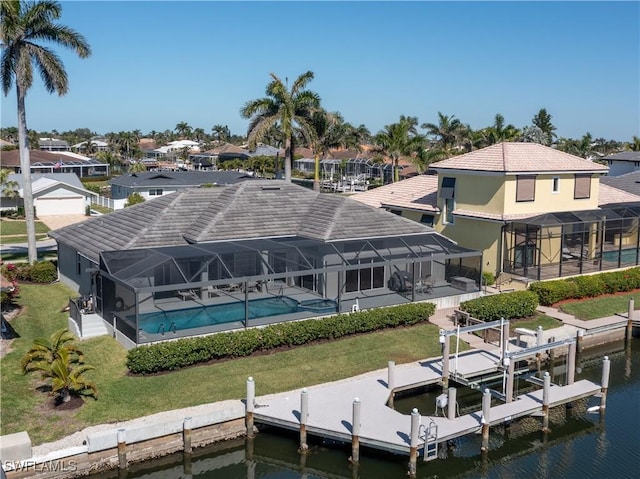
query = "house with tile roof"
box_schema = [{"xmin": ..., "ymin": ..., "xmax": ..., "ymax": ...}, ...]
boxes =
[
  {"xmin": 0, "ymin": 149, "xmax": 110, "ymax": 178},
  {"xmin": 49, "ymin": 180, "xmax": 481, "ymax": 346},
  {"xmin": 602, "ymin": 151, "xmax": 640, "ymax": 177},
  {"xmin": 351, "ymin": 142, "xmax": 640, "ymax": 282}
]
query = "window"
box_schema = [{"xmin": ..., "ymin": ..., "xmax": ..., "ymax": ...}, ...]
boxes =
[
  {"xmin": 574, "ymin": 174, "xmax": 592, "ymax": 199},
  {"xmin": 444, "ymin": 198, "xmax": 455, "ymax": 224},
  {"xmin": 516, "ymin": 175, "xmax": 536, "ymax": 202},
  {"xmin": 439, "ymin": 177, "xmax": 456, "ymax": 199},
  {"xmin": 149, "ymin": 188, "xmax": 163, "ymax": 196},
  {"xmin": 552, "ymin": 177, "xmax": 559, "ymax": 194},
  {"xmin": 389, "ymin": 209, "xmax": 402, "ymax": 216},
  {"xmin": 76, "ymin": 253, "xmax": 82, "ymax": 276},
  {"xmin": 420, "ymin": 214, "xmax": 434, "ymax": 226},
  {"xmin": 345, "ymin": 259, "xmax": 384, "ymax": 293}
]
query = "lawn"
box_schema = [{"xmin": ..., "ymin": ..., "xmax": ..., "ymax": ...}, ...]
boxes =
[
  {"xmin": 511, "ymin": 313, "xmax": 562, "ymax": 331},
  {"xmin": 1, "ymin": 283, "xmax": 465, "ymax": 445},
  {"xmin": 0, "ymin": 219, "xmax": 50, "ymax": 236},
  {"xmin": 559, "ymin": 292, "xmax": 640, "ymax": 320}
]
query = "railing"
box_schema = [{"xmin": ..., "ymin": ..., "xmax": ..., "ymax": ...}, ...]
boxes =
[
  {"xmin": 68, "ymin": 297, "xmax": 83, "ymax": 337},
  {"xmin": 91, "ymin": 195, "xmax": 114, "ymax": 210}
]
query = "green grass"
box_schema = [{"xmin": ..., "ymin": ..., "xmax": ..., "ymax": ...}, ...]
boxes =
[
  {"xmin": 1, "ymin": 234, "xmax": 49, "ymax": 244},
  {"xmin": 1, "ymin": 283, "xmax": 467, "ymax": 445},
  {"xmin": 90, "ymin": 204, "xmax": 113, "ymax": 214},
  {"xmin": 0, "ymin": 219, "xmax": 50, "ymax": 236},
  {"xmin": 559, "ymin": 292, "xmax": 640, "ymax": 320},
  {"xmin": 511, "ymin": 313, "xmax": 562, "ymax": 331}
]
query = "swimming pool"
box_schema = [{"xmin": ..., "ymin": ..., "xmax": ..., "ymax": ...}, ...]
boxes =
[
  {"xmin": 136, "ymin": 296, "xmax": 337, "ymax": 334},
  {"xmin": 601, "ymin": 248, "xmax": 639, "ymax": 264}
]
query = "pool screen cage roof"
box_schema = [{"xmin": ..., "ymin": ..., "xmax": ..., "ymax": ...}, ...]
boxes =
[
  {"xmin": 99, "ymin": 233, "xmax": 479, "ymax": 293},
  {"xmin": 511, "ymin": 206, "xmax": 640, "ymax": 229}
]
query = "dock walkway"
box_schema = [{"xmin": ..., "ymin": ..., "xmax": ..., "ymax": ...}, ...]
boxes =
[{"xmin": 253, "ymin": 349, "xmax": 601, "ymax": 455}]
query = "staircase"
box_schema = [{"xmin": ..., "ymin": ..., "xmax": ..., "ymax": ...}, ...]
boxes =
[{"xmin": 68, "ymin": 313, "xmax": 109, "ymax": 340}]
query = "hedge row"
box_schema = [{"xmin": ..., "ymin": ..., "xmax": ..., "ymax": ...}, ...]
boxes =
[
  {"xmin": 529, "ymin": 267, "xmax": 640, "ymax": 306},
  {"xmin": 1, "ymin": 261, "xmax": 57, "ymax": 283},
  {"xmin": 126, "ymin": 302, "xmax": 436, "ymax": 374},
  {"xmin": 459, "ymin": 290, "xmax": 539, "ymax": 322}
]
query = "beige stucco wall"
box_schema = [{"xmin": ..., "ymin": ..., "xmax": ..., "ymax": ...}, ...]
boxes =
[
  {"xmin": 435, "ymin": 216, "xmax": 502, "ymax": 275},
  {"xmin": 440, "ymin": 173, "xmax": 505, "ymax": 215},
  {"xmin": 503, "ymin": 174, "xmax": 600, "ymax": 215}
]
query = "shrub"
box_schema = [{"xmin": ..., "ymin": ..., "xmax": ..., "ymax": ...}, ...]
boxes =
[
  {"xmin": 459, "ymin": 291, "xmax": 539, "ymax": 322},
  {"xmin": 482, "ymin": 271, "xmax": 496, "ymax": 287},
  {"xmin": 529, "ymin": 280, "xmax": 579, "ymax": 306},
  {"xmin": 29, "ymin": 261, "xmax": 57, "ymax": 283},
  {"xmin": 126, "ymin": 302, "xmax": 436, "ymax": 374},
  {"xmin": 567, "ymin": 275, "xmax": 606, "ymax": 298}
]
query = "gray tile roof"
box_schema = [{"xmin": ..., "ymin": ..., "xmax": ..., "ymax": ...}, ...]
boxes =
[
  {"xmin": 108, "ymin": 171, "xmax": 253, "ymax": 188},
  {"xmin": 50, "ymin": 180, "xmax": 433, "ymax": 263},
  {"xmin": 600, "ymin": 171, "xmax": 640, "ymax": 197},
  {"xmin": 603, "ymin": 151, "xmax": 640, "ymax": 162}
]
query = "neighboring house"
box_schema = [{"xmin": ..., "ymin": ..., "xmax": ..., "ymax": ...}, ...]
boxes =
[
  {"xmin": 0, "ymin": 139, "xmax": 15, "ymax": 149},
  {"xmin": 72, "ymin": 139, "xmax": 110, "ymax": 152},
  {"xmin": 49, "ymin": 180, "xmax": 481, "ymax": 346},
  {"xmin": 0, "ymin": 149, "xmax": 110, "ymax": 178},
  {"xmin": 602, "ymin": 151, "xmax": 640, "ymax": 177},
  {"xmin": 352, "ymin": 142, "xmax": 640, "ymax": 281},
  {"xmin": 38, "ymin": 138, "xmax": 70, "ymax": 151},
  {"xmin": 108, "ymin": 170, "xmax": 254, "ymax": 208},
  {"xmin": 601, "ymin": 170, "xmax": 640, "ymax": 197},
  {"xmin": 1, "ymin": 173, "xmax": 96, "ymax": 216}
]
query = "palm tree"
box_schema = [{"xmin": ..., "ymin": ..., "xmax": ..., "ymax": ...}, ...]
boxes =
[
  {"xmin": 211, "ymin": 124, "xmax": 230, "ymax": 145},
  {"xmin": 175, "ymin": 121, "xmax": 192, "ymax": 139},
  {"xmin": 48, "ymin": 348, "xmax": 97, "ymax": 402},
  {"xmin": 0, "ymin": 168, "xmax": 19, "ymax": 199},
  {"xmin": 484, "ymin": 114, "xmax": 520, "ymax": 145},
  {"xmin": 241, "ymin": 71, "xmax": 321, "ymax": 182},
  {"xmin": 22, "ymin": 328, "xmax": 84, "ymax": 375},
  {"xmin": 518, "ymin": 125, "xmax": 550, "ymax": 145},
  {"xmin": 374, "ymin": 116, "xmax": 422, "ymax": 183},
  {"xmin": 1, "ymin": 0, "xmax": 91, "ymax": 264},
  {"xmin": 421, "ymin": 112, "xmax": 468, "ymax": 154},
  {"xmin": 627, "ymin": 136, "xmax": 640, "ymax": 152}
]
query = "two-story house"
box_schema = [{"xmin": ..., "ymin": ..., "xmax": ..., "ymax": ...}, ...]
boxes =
[
  {"xmin": 602, "ymin": 151, "xmax": 640, "ymax": 177},
  {"xmin": 352, "ymin": 142, "xmax": 640, "ymax": 281}
]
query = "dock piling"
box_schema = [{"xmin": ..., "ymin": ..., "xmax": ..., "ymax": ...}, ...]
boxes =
[
  {"xmin": 299, "ymin": 388, "xmax": 308, "ymax": 452},
  {"xmin": 447, "ymin": 387, "xmax": 457, "ymax": 420},
  {"xmin": 441, "ymin": 330, "xmax": 450, "ymax": 390},
  {"xmin": 600, "ymin": 356, "xmax": 610, "ymax": 412},
  {"xmin": 542, "ymin": 372, "xmax": 550, "ymax": 432},
  {"xmin": 627, "ymin": 299, "xmax": 635, "ymax": 342},
  {"xmin": 351, "ymin": 398, "xmax": 361, "ymax": 463},
  {"xmin": 117, "ymin": 428, "xmax": 127, "ymax": 470},
  {"xmin": 408, "ymin": 408, "xmax": 420, "ymax": 477},
  {"xmin": 567, "ymin": 341, "xmax": 576, "ymax": 385},
  {"xmin": 505, "ymin": 357, "xmax": 515, "ymax": 403},
  {"xmin": 246, "ymin": 377, "xmax": 255, "ymax": 438},
  {"xmin": 481, "ymin": 389, "xmax": 491, "ymax": 452},
  {"xmin": 183, "ymin": 416, "xmax": 192, "ymax": 454},
  {"xmin": 387, "ymin": 360, "xmax": 396, "ymax": 407}
]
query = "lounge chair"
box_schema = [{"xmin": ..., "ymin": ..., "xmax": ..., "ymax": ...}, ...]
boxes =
[{"xmin": 207, "ymin": 286, "xmax": 221, "ymax": 298}]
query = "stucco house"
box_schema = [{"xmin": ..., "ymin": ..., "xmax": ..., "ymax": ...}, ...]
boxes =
[
  {"xmin": 352, "ymin": 142, "xmax": 640, "ymax": 282},
  {"xmin": 602, "ymin": 151, "xmax": 640, "ymax": 177},
  {"xmin": 108, "ymin": 171, "xmax": 254, "ymax": 209},
  {"xmin": 0, "ymin": 149, "xmax": 110, "ymax": 178},
  {"xmin": 49, "ymin": 180, "xmax": 481, "ymax": 347},
  {"xmin": 1, "ymin": 173, "xmax": 96, "ymax": 216}
]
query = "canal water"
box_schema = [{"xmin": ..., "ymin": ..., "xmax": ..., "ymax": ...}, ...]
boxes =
[{"xmin": 92, "ymin": 340, "xmax": 639, "ymax": 479}]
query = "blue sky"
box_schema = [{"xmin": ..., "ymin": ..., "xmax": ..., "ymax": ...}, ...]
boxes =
[{"xmin": 2, "ymin": 1, "xmax": 638, "ymax": 141}]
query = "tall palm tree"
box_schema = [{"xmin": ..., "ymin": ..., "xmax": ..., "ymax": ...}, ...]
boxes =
[
  {"xmin": 241, "ymin": 71, "xmax": 321, "ymax": 182},
  {"xmin": 374, "ymin": 116, "xmax": 422, "ymax": 183},
  {"xmin": 1, "ymin": 0, "xmax": 91, "ymax": 263},
  {"xmin": 421, "ymin": 112, "xmax": 468, "ymax": 153},
  {"xmin": 627, "ymin": 136, "xmax": 640, "ymax": 152},
  {"xmin": 484, "ymin": 113, "xmax": 520, "ymax": 145},
  {"xmin": 174, "ymin": 121, "xmax": 192, "ymax": 139}
]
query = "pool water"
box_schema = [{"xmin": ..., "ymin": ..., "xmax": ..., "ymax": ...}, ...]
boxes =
[
  {"xmin": 601, "ymin": 248, "xmax": 639, "ymax": 264},
  {"xmin": 137, "ymin": 296, "xmax": 337, "ymax": 334}
]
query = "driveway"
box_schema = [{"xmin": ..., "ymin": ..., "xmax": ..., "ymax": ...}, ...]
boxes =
[{"xmin": 40, "ymin": 214, "xmax": 90, "ymax": 231}]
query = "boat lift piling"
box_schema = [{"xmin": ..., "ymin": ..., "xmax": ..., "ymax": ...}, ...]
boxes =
[{"xmin": 299, "ymin": 388, "xmax": 309, "ymax": 453}]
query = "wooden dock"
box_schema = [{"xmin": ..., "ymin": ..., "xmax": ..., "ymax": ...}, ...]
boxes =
[{"xmin": 252, "ymin": 349, "xmax": 602, "ymax": 456}]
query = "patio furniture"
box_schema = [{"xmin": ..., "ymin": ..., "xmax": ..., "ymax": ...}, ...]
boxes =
[
  {"xmin": 207, "ymin": 286, "xmax": 221, "ymax": 298},
  {"xmin": 178, "ymin": 290, "xmax": 198, "ymax": 301}
]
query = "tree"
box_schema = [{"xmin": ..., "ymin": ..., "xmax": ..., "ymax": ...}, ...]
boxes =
[
  {"xmin": 241, "ymin": 71, "xmax": 321, "ymax": 182},
  {"xmin": 531, "ymin": 108, "xmax": 556, "ymax": 145},
  {"xmin": 21, "ymin": 329, "xmax": 96, "ymax": 403},
  {"xmin": 374, "ymin": 116, "xmax": 422, "ymax": 183},
  {"xmin": 0, "ymin": 168, "xmax": 19, "ymax": 200},
  {"xmin": 125, "ymin": 192, "xmax": 145, "ymax": 207},
  {"xmin": 421, "ymin": 112, "xmax": 468, "ymax": 154},
  {"xmin": 484, "ymin": 113, "xmax": 520, "ymax": 145},
  {"xmin": 627, "ymin": 136, "xmax": 640, "ymax": 152},
  {"xmin": 174, "ymin": 121, "xmax": 192, "ymax": 139},
  {"xmin": 1, "ymin": 0, "xmax": 91, "ymax": 264},
  {"xmin": 128, "ymin": 160, "xmax": 146, "ymax": 173},
  {"xmin": 518, "ymin": 125, "xmax": 549, "ymax": 145},
  {"xmin": 211, "ymin": 124, "xmax": 230, "ymax": 144}
]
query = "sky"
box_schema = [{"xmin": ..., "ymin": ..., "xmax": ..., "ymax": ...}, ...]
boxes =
[{"xmin": 1, "ymin": 1, "xmax": 639, "ymax": 141}]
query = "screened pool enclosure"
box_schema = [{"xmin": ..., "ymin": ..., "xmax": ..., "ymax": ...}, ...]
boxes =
[
  {"xmin": 95, "ymin": 234, "xmax": 481, "ymax": 344},
  {"xmin": 503, "ymin": 206, "xmax": 640, "ymax": 280}
]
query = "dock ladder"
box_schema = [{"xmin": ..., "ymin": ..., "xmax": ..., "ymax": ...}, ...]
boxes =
[{"xmin": 421, "ymin": 420, "xmax": 438, "ymax": 461}]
